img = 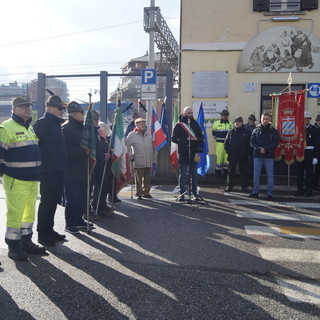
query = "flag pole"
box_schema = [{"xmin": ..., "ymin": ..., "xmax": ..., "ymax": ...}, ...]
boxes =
[{"xmin": 86, "ymin": 92, "xmax": 92, "ymax": 234}]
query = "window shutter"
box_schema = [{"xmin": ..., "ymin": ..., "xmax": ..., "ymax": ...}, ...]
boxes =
[
  {"xmin": 253, "ymin": 0, "xmax": 269, "ymax": 11},
  {"xmin": 301, "ymin": 0, "xmax": 318, "ymax": 10}
]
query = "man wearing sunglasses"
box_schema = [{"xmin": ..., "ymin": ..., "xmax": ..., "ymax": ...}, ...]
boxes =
[
  {"xmin": 0, "ymin": 96, "xmax": 46, "ymax": 261},
  {"xmin": 33, "ymin": 95, "xmax": 68, "ymax": 246}
]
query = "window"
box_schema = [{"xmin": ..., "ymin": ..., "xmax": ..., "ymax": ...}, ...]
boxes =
[
  {"xmin": 270, "ymin": 0, "xmax": 300, "ymax": 11},
  {"xmin": 260, "ymin": 84, "xmax": 305, "ymax": 117},
  {"xmin": 253, "ymin": 0, "xmax": 318, "ymax": 12}
]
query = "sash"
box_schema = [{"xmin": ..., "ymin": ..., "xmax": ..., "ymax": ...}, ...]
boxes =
[{"xmin": 179, "ymin": 122, "xmax": 197, "ymax": 139}]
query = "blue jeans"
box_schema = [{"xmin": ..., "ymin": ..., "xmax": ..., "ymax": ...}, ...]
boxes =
[
  {"xmin": 64, "ymin": 181, "xmax": 87, "ymax": 227},
  {"xmin": 179, "ymin": 161, "xmax": 198, "ymax": 196},
  {"xmin": 253, "ymin": 158, "xmax": 274, "ymax": 195}
]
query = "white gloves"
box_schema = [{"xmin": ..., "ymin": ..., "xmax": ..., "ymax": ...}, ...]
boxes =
[{"xmin": 312, "ymin": 158, "xmax": 318, "ymax": 165}]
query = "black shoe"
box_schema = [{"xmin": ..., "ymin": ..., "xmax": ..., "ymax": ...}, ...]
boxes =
[
  {"xmin": 38, "ymin": 234, "xmax": 56, "ymax": 246},
  {"xmin": 50, "ymin": 231, "xmax": 66, "ymax": 242},
  {"xmin": 142, "ymin": 194, "xmax": 152, "ymax": 198},
  {"xmin": 249, "ymin": 193, "xmax": 259, "ymax": 198},
  {"xmin": 8, "ymin": 249, "xmax": 28, "ymax": 261},
  {"xmin": 65, "ymin": 226, "xmax": 80, "ymax": 234},
  {"xmin": 137, "ymin": 196, "xmax": 142, "ymax": 200},
  {"xmin": 21, "ymin": 237, "xmax": 46, "ymax": 254},
  {"xmin": 76, "ymin": 221, "xmax": 94, "ymax": 229},
  {"xmin": 267, "ymin": 194, "xmax": 273, "ymax": 201},
  {"xmin": 224, "ymin": 187, "xmax": 232, "ymax": 192},
  {"xmin": 113, "ymin": 196, "xmax": 122, "ymax": 203}
]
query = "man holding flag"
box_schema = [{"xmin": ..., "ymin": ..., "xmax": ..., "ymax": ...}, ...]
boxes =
[{"xmin": 171, "ymin": 106, "xmax": 203, "ymax": 201}]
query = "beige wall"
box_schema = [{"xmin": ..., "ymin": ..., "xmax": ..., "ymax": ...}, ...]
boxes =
[{"xmin": 180, "ymin": 0, "xmax": 320, "ymax": 157}]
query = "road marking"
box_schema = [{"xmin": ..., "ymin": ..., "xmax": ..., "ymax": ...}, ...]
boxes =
[
  {"xmin": 235, "ymin": 210, "xmax": 320, "ymax": 222},
  {"xmin": 229, "ymin": 199, "xmax": 320, "ymax": 209},
  {"xmin": 244, "ymin": 225, "xmax": 320, "ymax": 239},
  {"xmin": 276, "ymin": 278, "xmax": 320, "ymax": 305},
  {"xmin": 280, "ymin": 226, "xmax": 320, "ymax": 236},
  {"xmin": 259, "ymin": 248, "xmax": 320, "ymax": 263}
]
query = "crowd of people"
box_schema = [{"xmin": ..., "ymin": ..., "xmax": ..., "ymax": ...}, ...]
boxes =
[{"xmin": 0, "ymin": 96, "xmax": 319, "ymax": 264}]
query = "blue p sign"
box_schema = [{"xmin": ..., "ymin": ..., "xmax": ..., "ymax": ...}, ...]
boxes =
[{"xmin": 141, "ymin": 69, "xmax": 157, "ymax": 85}]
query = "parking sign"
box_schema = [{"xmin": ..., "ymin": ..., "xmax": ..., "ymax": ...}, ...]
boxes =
[{"xmin": 141, "ymin": 69, "xmax": 157, "ymax": 84}]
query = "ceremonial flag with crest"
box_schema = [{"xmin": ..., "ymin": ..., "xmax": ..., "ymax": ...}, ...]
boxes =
[{"xmin": 272, "ymin": 91, "xmax": 305, "ymax": 164}]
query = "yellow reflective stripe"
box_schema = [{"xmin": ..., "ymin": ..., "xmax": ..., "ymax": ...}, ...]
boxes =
[
  {"xmin": 5, "ymin": 161, "xmax": 41, "ymax": 168},
  {"xmin": 8, "ymin": 140, "xmax": 38, "ymax": 148}
]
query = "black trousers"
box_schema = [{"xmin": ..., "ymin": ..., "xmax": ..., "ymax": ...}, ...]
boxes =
[
  {"xmin": 37, "ymin": 171, "xmax": 64, "ymax": 234},
  {"xmin": 296, "ymin": 154, "xmax": 313, "ymax": 194},
  {"xmin": 314, "ymin": 158, "xmax": 320, "ymax": 189},
  {"xmin": 227, "ymin": 160, "xmax": 248, "ymax": 188},
  {"xmin": 91, "ymin": 163, "xmax": 113, "ymax": 213}
]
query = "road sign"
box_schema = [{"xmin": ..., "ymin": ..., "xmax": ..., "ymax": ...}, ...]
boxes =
[
  {"xmin": 141, "ymin": 69, "xmax": 157, "ymax": 85},
  {"xmin": 141, "ymin": 92, "xmax": 157, "ymax": 100},
  {"xmin": 141, "ymin": 84, "xmax": 157, "ymax": 92},
  {"xmin": 307, "ymin": 83, "xmax": 320, "ymax": 98}
]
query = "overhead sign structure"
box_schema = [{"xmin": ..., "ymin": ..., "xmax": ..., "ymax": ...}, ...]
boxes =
[
  {"xmin": 141, "ymin": 69, "xmax": 157, "ymax": 100},
  {"xmin": 307, "ymin": 83, "xmax": 320, "ymax": 98}
]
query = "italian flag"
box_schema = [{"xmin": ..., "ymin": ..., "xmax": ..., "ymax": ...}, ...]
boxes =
[
  {"xmin": 170, "ymin": 104, "xmax": 179, "ymax": 169},
  {"xmin": 110, "ymin": 107, "xmax": 131, "ymax": 193}
]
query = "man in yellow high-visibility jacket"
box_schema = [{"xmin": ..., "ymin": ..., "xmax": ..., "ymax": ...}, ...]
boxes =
[
  {"xmin": 0, "ymin": 96, "xmax": 46, "ymax": 261},
  {"xmin": 212, "ymin": 109, "xmax": 233, "ymax": 176}
]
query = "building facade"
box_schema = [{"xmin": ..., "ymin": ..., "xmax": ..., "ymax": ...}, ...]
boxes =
[{"xmin": 180, "ymin": 0, "xmax": 320, "ymax": 170}]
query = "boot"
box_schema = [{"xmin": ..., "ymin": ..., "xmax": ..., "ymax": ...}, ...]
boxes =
[
  {"xmin": 21, "ymin": 234, "xmax": 46, "ymax": 254},
  {"xmin": 5, "ymin": 238, "xmax": 28, "ymax": 261}
]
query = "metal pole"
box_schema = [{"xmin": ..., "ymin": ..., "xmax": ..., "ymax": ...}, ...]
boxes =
[
  {"xmin": 100, "ymin": 71, "xmax": 107, "ymax": 123},
  {"xmin": 37, "ymin": 73, "xmax": 46, "ymax": 118},
  {"xmin": 147, "ymin": 0, "xmax": 156, "ymax": 127}
]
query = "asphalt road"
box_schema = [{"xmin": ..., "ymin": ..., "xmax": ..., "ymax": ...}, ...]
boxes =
[{"xmin": 1, "ymin": 182, "xmax": 320, "ymax": 320}]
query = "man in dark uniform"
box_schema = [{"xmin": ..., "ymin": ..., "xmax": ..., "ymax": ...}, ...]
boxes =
[
  {"xmin": 295, "ymin": 111, "xmax": 320, "ymax": 197},
  {"xmin": 313, "ymin": 114, "xmax": 320, "ymax": 190},
  {"xmin": 34, "ymin": 95, "xmax": 68, "ymax": 246}
]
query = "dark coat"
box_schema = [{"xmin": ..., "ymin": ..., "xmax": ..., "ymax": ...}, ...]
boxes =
[
  {"xmin": 62, "ymin": 117, "xmax": 88, "ymax": 182},
  {"xmin": 304, "ymin": 124, "xmax": 320, "ymax": 159},
  {"xmin": 125, "ymin": 121, "xmax": 135, "ymax": 137},
  {"xmin": 224, "ymin": 126, "xmax": 251, "ymax": 161},
  {"xmin": 171, "ymin": 115, "xmax": 203, "ymax": 163},
  {"xmin": 33, "ymin": 112, "xmax": 67, "ymax": 172},
  {"xmin": 250, "ymin": 124, "xmax": 279, "ymax": 158}
]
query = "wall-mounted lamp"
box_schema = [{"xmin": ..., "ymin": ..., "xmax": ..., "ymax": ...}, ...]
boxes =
[{"xmin": 272, "ymin": 16, "xmax": 300, "ymax": 22}]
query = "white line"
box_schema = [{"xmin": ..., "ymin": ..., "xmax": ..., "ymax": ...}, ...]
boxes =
[
  {"xmin": 235, "ymin": 210, "xmax": 300, "ymax": 220},
  {"xmin": 244, "ymin": 225, "xmax": 320, "ymax": 239},
  {"xmin": 235, "ymin": 210, "xmax": 320, "ymax": 222},
  {"xmin": 276, "ymin": 278, "xmax": 320, "ymax": 304},
  {"xmin": 229, "ymin": 199, "xmax": 320, "ymax": 209},
  {"xmin": 259, "ymin": 248, "xmax": 320, "ymax": 263}
]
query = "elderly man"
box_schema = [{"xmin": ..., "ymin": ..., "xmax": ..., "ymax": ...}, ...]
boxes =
[
  {"xmin": 171, "ymin": 106, "xmax": 203, "ymax": 201},
  {"xmin": 34, "ymin": 95, "xmax": 68, "ymax": 246},
  {"xmin": 126, "ymin": 118, "xmax": 157, "ymax": 200},
  {"xmin": 250, "ymin": 113, "xmax": 279, "ymax": 200},
  {"xmin": 224, "ymin": 116, "xmax": 251, "ymax": 192},
  {"xmin": 0, "ymin": 96, "xmax": 46, "ymax": 260}
]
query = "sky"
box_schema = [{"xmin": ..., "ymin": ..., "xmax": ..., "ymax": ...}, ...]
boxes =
[{"xmin": 0, "ymin": 0, "xmax": 180, "ymax": 102}]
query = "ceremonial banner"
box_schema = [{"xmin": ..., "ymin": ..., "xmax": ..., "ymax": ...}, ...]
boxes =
[{"xmin": 272, "ymin": 91, "xmax": 305, "ymax": 164}]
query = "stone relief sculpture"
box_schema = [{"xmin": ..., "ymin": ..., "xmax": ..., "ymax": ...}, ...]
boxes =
[{"xmin": 238, "ymin": 26, "xmax": 320, "ymax": 73}]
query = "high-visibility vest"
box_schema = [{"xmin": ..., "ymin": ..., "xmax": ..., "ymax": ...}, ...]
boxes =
[
  {"xmin": 212, "ymin": 119, "xmax": 233, "ymax": 143},
  {"xmin": 0, "ymin": 117, "xmax": 41, "ymax": 181}
]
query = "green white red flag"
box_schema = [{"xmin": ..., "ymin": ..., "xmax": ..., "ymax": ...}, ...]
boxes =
[{"xmin": 110, "ymin": 106, "xmax": 131, "ymax": 193}]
